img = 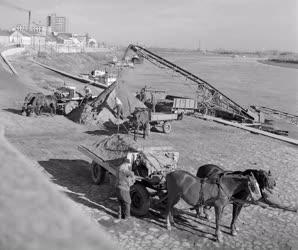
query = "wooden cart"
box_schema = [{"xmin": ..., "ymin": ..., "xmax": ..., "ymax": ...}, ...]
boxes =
[
  {"xmin": 78, "ymin": 145, "xmax": 179, "ymax": 216},
  {"xmin": 149, "ymin": 112, "xmax": 181, "ymax": 134}
]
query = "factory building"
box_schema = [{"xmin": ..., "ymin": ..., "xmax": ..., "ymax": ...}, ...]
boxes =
[{"xmin": 46, "ymin": 14, "xmax": 67, "ymax": 33}]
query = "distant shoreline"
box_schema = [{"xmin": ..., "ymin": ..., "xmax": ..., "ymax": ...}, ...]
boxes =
[{"xmin": 258, "ymin": 59, "xmax": 298, "ymax": 69}]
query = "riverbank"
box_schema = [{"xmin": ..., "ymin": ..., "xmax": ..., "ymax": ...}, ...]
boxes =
[{"xmin": 258, "ymin": 59, "xmax": 298, "ymax": 70}]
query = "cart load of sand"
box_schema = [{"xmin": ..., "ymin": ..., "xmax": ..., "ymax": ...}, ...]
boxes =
[
  {"xmin": 86, "ymin": 134, "xmax": 140, "ymax": 166},
  {"xmin": 84, "ymin": 134, "xmax": 179, "ymax": 176},
  {"xmin": 67, "ymin": 81, "xmax": 146, "ymax": 126}
]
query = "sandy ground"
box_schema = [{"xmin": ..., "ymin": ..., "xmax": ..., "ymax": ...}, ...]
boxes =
[{"xmin": 1, "ymin": 53, "xmax": 298, "ymax": 250}]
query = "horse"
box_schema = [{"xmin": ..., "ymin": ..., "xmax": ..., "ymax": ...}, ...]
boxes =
[
  {"xmin": 165, "ymin": 170, "xmax": 262, "ymax": 242},
  {"xmin": 130, "ymin": 108, "xmax": 150, "ymax": 141},
  {"xmin": 21, "ymin": 92, "xmax": 44, "ymax": 116},
  {"xmin": 33, "ymin": 94, "xmax": 57, "ymax": 116},
  {"xmin": 196, "ymin": 164, "xmax": 276, "ymax": 236}
]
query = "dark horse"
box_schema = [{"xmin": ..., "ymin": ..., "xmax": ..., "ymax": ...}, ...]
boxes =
[
  {"xmin": 33, "ymin": 94, "xmax": 57, "ymax": 116},
  {"xmin": 130, "ymin": 108, "xmax": 150, "ymax": 141},
  {"xmin": 196, "ymin": 164, "xmax": 276, "ymax": 236},
  {"xmin": 21, "ymin": 92, "xmax": 44, "ymax": 116},
  {"xmin": 165, "ymin": 170, "xmax": 262, "ymax": 242}
]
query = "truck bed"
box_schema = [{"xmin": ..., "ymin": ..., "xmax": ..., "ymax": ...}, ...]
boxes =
[{"xmin": 150, "ymin": 112, "xmax": 178, "ymax": 122}]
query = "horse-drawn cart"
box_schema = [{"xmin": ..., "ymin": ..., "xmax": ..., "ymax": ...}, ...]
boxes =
[
  {"xmin": 78, "ymin": 135, "xmax": 179, "ymax": 216},
  {"xmin": 149, "ymin": 112, "xmax": 182, "ymax": 134},
  {"xmin": 129, "ymin": 108, "xmax": 183, "ymax": 138}
]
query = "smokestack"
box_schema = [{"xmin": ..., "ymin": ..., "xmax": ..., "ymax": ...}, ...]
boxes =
[{"xmin": 28, "ymin": 11, "xmax": 31, "ymax": 31}]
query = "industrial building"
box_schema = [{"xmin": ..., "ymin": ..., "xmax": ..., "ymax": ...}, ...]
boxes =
[{"xmin": 46, "ymin": 14, "xmax": 67, "ymax": 33}]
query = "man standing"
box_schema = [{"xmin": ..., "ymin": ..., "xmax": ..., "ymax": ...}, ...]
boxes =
[
  {"xmin": 116, "ymin": 153, "xmax": 136, "ymax": 220},
  {"xmin": 83, "ymin": 86, "xmax": 92, "ymax": 103},
  {"xmin": 114, "ymin": 97, "xmax": 124, "ymax": 119}
]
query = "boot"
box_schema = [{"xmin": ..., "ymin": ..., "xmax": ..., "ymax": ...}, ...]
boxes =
[{"xmin": 124, "ymin": 203, "xmax": 131, "ymax": 219}]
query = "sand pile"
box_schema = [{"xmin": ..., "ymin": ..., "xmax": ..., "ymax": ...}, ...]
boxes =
[
  {"xmin": 107, "ymin": 82, "xmax": 146, "ymax": 118},
  {"xmin": 67, "ymin": 104, "xmax": 117, "ymax": 126},
  {"xmin": 86, "ymin": 134, "xmax": 140, "ymax": 165},
  {"xmin": 68, "ymin": 81, "xmax": 145, "ymax": 126}
]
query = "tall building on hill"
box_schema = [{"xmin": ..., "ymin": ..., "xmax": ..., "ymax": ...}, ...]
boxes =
[{"xmin": 46, "ymin": 13, "xmax": 67, "ymax": 33}]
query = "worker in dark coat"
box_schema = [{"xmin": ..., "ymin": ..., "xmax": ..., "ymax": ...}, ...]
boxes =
[{"xmin": 116, "ymin": 154, "xmax": 136, "ymax": 220}]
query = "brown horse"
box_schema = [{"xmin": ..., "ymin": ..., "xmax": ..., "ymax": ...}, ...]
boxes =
[
  {"xmin": 165, "ymin": 170, "xmax": 261, "ymax": 242},
  {"xmin": 196, "ymin": 164, "xmax": 276, "ymax": 236},
  {"xmin": 21, "ymin": 92, "xmax": 44, "ymax": 116},
  {"xmin": 33, "ymin": 94, "xmax": 57, "ymax": 116}
]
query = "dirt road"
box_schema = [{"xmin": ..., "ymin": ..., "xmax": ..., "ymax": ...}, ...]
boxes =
[{"xmin": 1, "ymin": 54, "xmax": 298, "ymax": 249}]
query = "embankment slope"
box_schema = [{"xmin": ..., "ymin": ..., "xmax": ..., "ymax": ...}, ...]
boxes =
[{"xmin": 0, "ymin": 129, "xmax": 116, "ymax": 250}]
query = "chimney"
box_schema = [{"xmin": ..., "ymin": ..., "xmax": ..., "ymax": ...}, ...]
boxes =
[{"xmin": 28, "ymin": 10, "xmax": 31, "ymax": 31}]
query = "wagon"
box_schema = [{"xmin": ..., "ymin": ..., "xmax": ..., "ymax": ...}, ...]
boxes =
[
  {"xmin": 54, "ymin": 86, "xmax": 97, "ymax": 115},
  {"xmin": 78, "ymin": 135, "xmax": 179, "ymax": 216},
  {"xmin": 149, "ymin": 112, "xmax": 182, "ymax": 134}
]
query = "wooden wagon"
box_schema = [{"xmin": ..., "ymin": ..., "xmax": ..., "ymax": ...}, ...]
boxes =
[
  {"xmin": 149, "ymin": 112, "xmax": 182, "ymax": 134},
  {"xmin": 78, "ymin": 144, "xmax": 179, "ymax": 216}
]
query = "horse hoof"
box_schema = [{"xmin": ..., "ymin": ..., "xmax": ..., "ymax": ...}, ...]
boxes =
[
  {"xmin": 231, "ymin": 230, "xmax": 237, "ymax": 236},
  {"xmin": 216, "ymin": 233, "xmax": 223, "ymax": 243},
  {"xmin": 216, "ymin": 236, "xmax": 223, "ymax": 243}
]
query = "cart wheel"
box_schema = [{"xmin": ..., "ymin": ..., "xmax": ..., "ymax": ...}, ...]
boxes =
[
  {"xmin": 130, "ymin": 183, "xmax": 150, "ymax": 217},
  {"xmin": 162, "ymin": 122, "xmax": 172, "ymax": 134},
  {"xmin": 64, "ymin": 101, "xmax": 79, "ymax": 115},
  {"xmin": 91, "ymin": 161, "xmax": 106, "ymax": 185}
]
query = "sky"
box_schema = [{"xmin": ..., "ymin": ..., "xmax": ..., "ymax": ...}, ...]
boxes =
[{"xmin": 0, "ymin": 0, "xmax": 297, "ymax": 51}]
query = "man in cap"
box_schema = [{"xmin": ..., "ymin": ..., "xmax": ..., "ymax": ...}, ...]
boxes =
[{"xmin": 116, "ymin": 153, "xmax": 136, "ymax": 220}]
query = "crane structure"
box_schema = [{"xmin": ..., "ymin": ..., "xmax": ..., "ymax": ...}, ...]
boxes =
[{"xmin": 123, "ymin": 44, "xmax": 254, "ymax": 122}]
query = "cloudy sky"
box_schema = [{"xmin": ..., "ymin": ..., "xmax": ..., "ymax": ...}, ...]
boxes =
[{"xmin": 0, "ymin": 0, "xmax": 297, "ymax": 51}]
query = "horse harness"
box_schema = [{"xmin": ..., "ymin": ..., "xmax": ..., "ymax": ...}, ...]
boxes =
[{"xmin": 197, "ymin": 172, "xmax": 241, "ymax": 207}]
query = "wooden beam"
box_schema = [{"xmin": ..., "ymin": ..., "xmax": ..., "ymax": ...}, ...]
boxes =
[
  {"xmin": 32, "ymin": 60, "xmax": 107, "ymax": 89},
  {"xmin": 199, "ymin": 115, "xmax": 298, "ymax": 146}
]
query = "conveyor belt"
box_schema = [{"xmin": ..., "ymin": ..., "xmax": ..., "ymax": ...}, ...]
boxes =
[{"xmin": 123, "ymin": 44, "xmax": 254, "ymax": 122}]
